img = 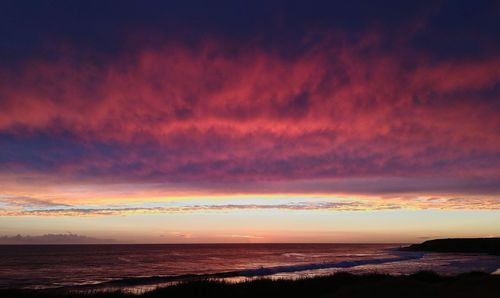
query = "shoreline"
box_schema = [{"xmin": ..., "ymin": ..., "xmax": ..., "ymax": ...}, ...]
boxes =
[{"xmin": 2, "ymin": 271, "xmax": 499, "ymax": 298}]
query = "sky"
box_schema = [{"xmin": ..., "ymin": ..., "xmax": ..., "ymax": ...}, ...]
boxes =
[{"xmin": 0, "ymin": 0, "xmax": 499, "ymax": 243}]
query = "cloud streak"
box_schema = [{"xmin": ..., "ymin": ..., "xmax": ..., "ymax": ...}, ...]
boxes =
[
  {"xmin": 0, "ymin": 195, "xmax": 71, "ymax": 208},
  {"xmin": 0, "ymin": 201, "xmax": 390, "ymax": 216},
  {"xmin": 2, "ymin": 195, "xmax": 499, "ymax": 217}
]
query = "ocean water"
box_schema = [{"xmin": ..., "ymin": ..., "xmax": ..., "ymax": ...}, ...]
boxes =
[{"xmin": 0, "ymin": 244, "xmax": 499, "ymax": 292}]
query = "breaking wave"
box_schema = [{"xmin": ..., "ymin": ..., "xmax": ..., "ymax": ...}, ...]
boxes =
[
  {"xmin": 238, "ymin": 252, "xmax": 424, "ymax": 276},
  {"xmin": 66, "ymin": 252, "xmax": 424, "ymax": 290}
]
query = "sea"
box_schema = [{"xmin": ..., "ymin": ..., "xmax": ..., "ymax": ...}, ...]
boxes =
[{"xmin": 0, "ymin": 244, "xmax": 499, "ymax": 292}]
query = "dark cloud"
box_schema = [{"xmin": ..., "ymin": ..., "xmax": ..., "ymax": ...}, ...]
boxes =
[
  {"xmin": 0, "ymin": 1, "xmax": 497, "ymax": 65},
  {"xmin": 0, "ymin": 233, "xmax": 116, "ymax": 244}
]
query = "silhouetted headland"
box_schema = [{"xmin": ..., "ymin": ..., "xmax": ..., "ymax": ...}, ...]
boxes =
[{"xmin": 402, "ymin": 238, "xmax": 500, "ymax": 255}]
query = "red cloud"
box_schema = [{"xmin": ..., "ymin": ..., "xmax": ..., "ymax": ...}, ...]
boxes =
[{"xmin": 0, "ymin": 35, "xmax": 499, "ymax": 184}]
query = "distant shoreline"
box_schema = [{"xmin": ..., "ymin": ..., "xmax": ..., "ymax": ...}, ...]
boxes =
[{"xmin": 401, "ymin": 238, "xmax": 500, "ymax": 255}]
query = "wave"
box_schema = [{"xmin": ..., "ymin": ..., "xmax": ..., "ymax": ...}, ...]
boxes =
[
  {"xmin": 239, "ymin": 252, "xmax": 424, "ymax": 276},
  {"xmin": 282, "ymin": 253, "xmax": 307, "ymax": 257},
  {"xmin": 65, "ymin": 252, "xmax": 424, "ymax": 290}
]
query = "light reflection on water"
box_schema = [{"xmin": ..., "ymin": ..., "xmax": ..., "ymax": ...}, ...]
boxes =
[{"xmin": 0, "ymin": 244, "xmax": 499, "ymax": 292}]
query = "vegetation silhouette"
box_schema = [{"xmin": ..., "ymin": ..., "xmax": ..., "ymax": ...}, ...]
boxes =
[{"xmin": 2, "ymin": 271, "xmax": 499, "ymax": 298}]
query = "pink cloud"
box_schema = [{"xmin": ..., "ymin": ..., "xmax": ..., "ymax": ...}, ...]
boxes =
[{"xmin": 0, "ymin": 34, "xmax": 498, "ymax": 188}]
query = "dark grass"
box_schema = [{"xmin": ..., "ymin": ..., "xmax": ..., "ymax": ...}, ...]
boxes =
[{"xmin": 2, "ymin": 271, "xmax": 500, "ymax": 298}]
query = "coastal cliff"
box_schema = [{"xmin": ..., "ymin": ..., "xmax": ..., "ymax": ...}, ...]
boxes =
[{"xmin": 402, "ymin": 238, "xmax": 500, "ymax": 255}]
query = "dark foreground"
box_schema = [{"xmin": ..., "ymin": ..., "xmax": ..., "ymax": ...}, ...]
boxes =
[{"xmin": 2, "ymin": 271, "xmax": 500, "ymax": 298}]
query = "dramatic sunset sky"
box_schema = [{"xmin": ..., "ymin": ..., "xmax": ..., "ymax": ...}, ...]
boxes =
[{"xmin": 0, "ymin": 0, "xmax": 499, "ymax": 243}]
